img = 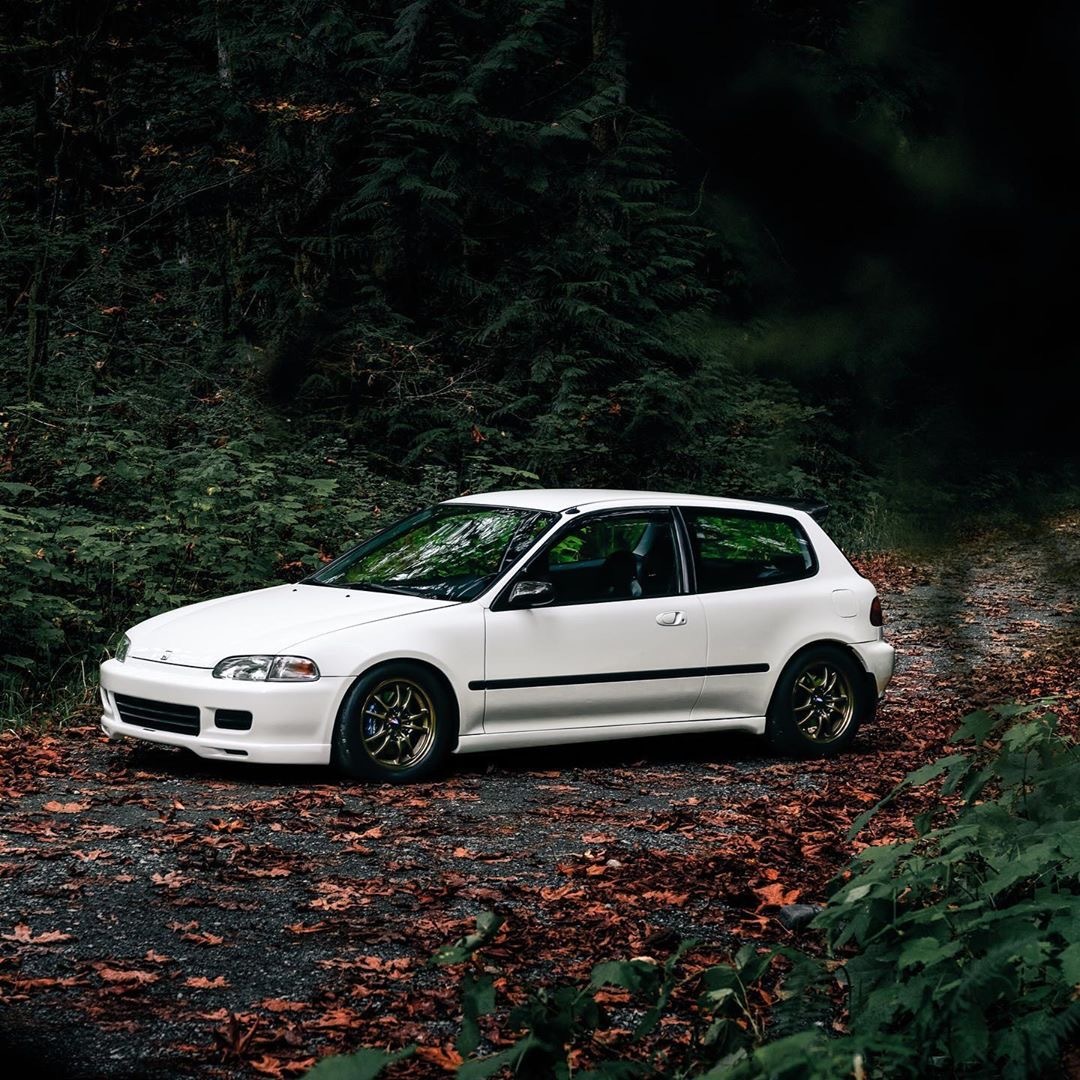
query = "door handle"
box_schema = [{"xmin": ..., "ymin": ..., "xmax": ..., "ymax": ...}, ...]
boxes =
[{"xmin": 656, "ymin": 611, "xmax": 687, "ymax": 626}]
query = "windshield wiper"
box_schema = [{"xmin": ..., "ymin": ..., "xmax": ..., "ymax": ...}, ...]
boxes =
[
  {"xmin": 349, "ymin": 581, "xmax": 413, "ymax": 594},
  {"xmin": 315, "ymin": 580, "xmax": 412, "ymax": 594},
  {"xmin": 316, "ymin": 579, "xmax": 467, "ymax": 600}
]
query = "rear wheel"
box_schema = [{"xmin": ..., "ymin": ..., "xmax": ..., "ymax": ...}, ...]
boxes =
[
  {"xmin": 766, "ymin": 645, "xmax": 867, "ymax": 757},
  {"xmin": 333, "ymin": 662, "xmax": 455, "ymax": 782}
]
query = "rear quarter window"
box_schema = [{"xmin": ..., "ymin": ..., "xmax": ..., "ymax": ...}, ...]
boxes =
[{"xmin": 681, "ymin": 509, "xmax": 816, "ymax": 592}]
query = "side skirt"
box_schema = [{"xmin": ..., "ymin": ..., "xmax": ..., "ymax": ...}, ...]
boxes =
[{"xmin": 452, "ymin": 715, "xmax": 767, "ymax": 755}]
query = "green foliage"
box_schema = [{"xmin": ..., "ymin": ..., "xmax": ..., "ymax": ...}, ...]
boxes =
[
  {"xmin": 816, "ymin": 702, "xmax": 1080, "ymax": 1078},
  {"xmin": 0, "ymin": 388, "xmax": 459, "ymax": 720},
  {"xmin": 314, "ymin": 0, "xmax": 725, "ymax": 482},
  {"xmin": 304, "ymin": 703, "xmax": 1080, "ymax": 1079},
  {"xmin": 430, "ymin": 911, "xmax": 504, "ymax": 967},
  {"xmin": 592, "ymin": 938, "xmax": 698, "ymax": 1040},
  {"xmin": 303, "ymin": 1045, "xmax": 415, "ymax": 1079}
]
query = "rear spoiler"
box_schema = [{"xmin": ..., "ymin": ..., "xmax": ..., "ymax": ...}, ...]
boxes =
[{"xmin": 752, "ymin": 497, "xmax": 830, "ymax": 523}]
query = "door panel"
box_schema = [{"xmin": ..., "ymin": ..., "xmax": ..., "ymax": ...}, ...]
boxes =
[{"xmin": 481, "ymin": 596, "xmax": 708, "ymax": 732}]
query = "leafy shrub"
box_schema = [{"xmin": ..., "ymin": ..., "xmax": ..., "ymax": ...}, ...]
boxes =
[
  {"xmin": 305, "ymin": 703, "xmax": 1080, "ymax": 1079},
  {"xmin": 815, "ymin": 701, "xmax": 1080, "ymax": 1078},
  {"xmin": 0, "ymin": 392, "xmax": 462, "ymax": 722}
]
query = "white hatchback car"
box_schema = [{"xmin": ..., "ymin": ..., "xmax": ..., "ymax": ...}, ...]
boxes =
[{"xmin": 99, "ymin": 489, "xmax": 893, "ymax": 782}]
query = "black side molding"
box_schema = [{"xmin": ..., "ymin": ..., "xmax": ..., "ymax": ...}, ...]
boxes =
[{"xmin": 468, "ymin": 664, "xmax": 769, "ymax": 691}]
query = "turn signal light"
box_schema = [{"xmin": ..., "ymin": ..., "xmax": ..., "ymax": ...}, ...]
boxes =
[{"xmin": 870, "ymin": 596, "xmax": 883, "ymax": 627}]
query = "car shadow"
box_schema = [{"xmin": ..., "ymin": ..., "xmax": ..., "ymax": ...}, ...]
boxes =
[
  {"xmin": 119, "ymin": 728, "xmax": 776, "ymax": 788},
  {"xmin": 455, "ymin": 730, "xmax": 773, "ymax": 776}
]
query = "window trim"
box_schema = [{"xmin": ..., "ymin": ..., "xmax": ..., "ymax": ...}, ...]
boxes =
[
  {"xmin": 490, "ymin": 506, "xmax": 689, "ymax": 611},
  {"xmin": 677, "ymin": 506, "xmax": 819, "ymax": 594}
]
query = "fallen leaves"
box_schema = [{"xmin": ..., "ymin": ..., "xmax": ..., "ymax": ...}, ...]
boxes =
[
  {"xmin": 259, "ymin": 998, "xmax": 307, "ymax": 1013},
  {"xmin": 416, "ymin": 1044, "xmax": 465, "ymax": 1070},
  {"xmin": 754, "ymin": 882, "xmax": 801, "ymax": 910},
  {"xmin": 0, "ymin": 974, "xmax": 84, "ymax": 994},
  {"xmin": 641, "ymin": 890, "xmax": 690, "ymax": 908},
  {"xmin": 309, "ymin": 881, "xmax": 368, "ymax": 911},
  {"xmin": 207, "ymin": 818, "xmax": 247, "ymax": 833},
  {"xmin": 452, "ymin": 847, "xmax": 512, "ymax": 862},
  {"xmin": 285, "ymin": 922, "xmax": 328, "ymax": 935},
  {"xmin": 181, "ymin": 931, "xmax": 225, "ymax": 947},
  {"xmin": 42, "ymin": 801, "xmax": 90, "ymax": 814},
  {"xmin": 151, "ymin": 870, "xmax": 190, "ymax": 890},
  {"xmin": 249, "ymin": 1055, "xmax": 317, "ymax": 1077},
  {"xmin": 311, "ymin": 955, "xmax": 413, "ymax": 980},
  {"xmin": 307, "ymin": 1006, "xmax": 361, "ymax": 1030},
  {"xmin": 72, "ymin": 848, "xmax": 111, "ymax": 861},
  {"xmin": 163, "ymin": 919, "xmax": 226, "ymax": 947},
  {"xmin": 92, "ymin": 964, "xmax": 159, "ymax": 986},
  {"xmin": 1, "ymin": 924, "xmax": 73, "ymax": 944},
  {"xmin": 214, "ymin": 1012, "xmax": 260, "ymax": 1058},
  {"xmin": 184, "ymin": 975, "xmax": 229, "ymax": 989}
]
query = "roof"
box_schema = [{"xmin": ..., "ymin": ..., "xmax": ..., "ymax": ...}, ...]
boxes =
[{"xmin": 445, "ymin": 488, "xmax": 823, "ymax": 518}]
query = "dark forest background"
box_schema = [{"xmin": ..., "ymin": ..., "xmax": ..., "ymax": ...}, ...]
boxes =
[{"xmin": 2, "ymin": 0, "xmax": 1078, "ymax": 714}]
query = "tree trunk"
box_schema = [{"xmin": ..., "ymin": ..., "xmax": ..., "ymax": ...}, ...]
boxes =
[
  {"xmin": 215, "ymin": 0, "xmax": 232, "ymax": 87},
  {"xmin": 26, "ymin": 61, "xmax": 57, "ymax": 398},
  {"xmin": 590, "ymin": 0, "xmax": 625, "ymax": 153}
]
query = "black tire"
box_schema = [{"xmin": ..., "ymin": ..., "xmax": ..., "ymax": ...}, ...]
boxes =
[
  {"xmin": 765, "ymin": 645, "xmax": 868, "ymax": 758},
  {"xmin": 332, "ymin": 661, "xmax": 456, "ymax": 783}
]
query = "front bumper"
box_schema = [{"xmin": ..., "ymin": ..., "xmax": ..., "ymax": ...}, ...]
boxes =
[{"xmin": 99, "ymin": 657, "xmax": 346, "ymax": 765}]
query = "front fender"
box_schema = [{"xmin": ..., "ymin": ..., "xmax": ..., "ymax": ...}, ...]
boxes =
[{"xmin": 292, "ymin": 603, "xmax": 487, "ymax": 741}]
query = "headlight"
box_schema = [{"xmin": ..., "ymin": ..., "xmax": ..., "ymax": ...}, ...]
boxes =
[
  {"xmin": 115, "ymin": 634, "xmax": 131, "ymax": 663},
  {"xmin": 212, "ymin": 655, "xmax": 320, "ymax": 681}
]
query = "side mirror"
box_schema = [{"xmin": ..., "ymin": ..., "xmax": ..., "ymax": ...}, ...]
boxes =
[{"xmin": 507, "ymin": 580, "xmax": 555, "ymax": 609}]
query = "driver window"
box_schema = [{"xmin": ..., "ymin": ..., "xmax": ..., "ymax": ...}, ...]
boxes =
[{"xmin": 527, "ymin": 511, "xmax": 679, "ymax": 604}]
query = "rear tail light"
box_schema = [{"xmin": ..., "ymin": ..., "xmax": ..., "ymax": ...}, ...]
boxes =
[{"xmin": 870, "ymin": 595, "xmax": 883, "ymax": 627}]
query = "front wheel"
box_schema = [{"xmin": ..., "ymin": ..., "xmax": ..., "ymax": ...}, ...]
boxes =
[
  {"xmin": 766, "ymin": 646, "xmax": 867, "ymax": 758},
  {"xmin": 333, "ymin": 662, "xmax": 456, "ymax": 782}
]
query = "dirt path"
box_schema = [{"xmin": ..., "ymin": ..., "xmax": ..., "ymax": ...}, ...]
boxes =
[{"xmin": 1, "ymin": 515, "xmax": 1077, "ymax": 1079}]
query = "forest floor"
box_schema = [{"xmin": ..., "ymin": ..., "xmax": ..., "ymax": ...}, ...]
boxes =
[{"xmin": 1, "ymin": 514, "xmax": 1077, "ymax": 1079}]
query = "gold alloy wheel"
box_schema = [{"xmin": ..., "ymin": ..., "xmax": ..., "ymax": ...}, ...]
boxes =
[
  {"xmin": 791, "ymin": 660, "xmax": 855, "ymax": 743},
  {"xmin": 360, "ymin": 678, "xmax": 436, "ymax": 770}
]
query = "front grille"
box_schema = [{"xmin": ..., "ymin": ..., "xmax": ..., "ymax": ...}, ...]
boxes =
[{"xmin": 114, "ymin": 694, "xmax": 200, "ymax": 735}]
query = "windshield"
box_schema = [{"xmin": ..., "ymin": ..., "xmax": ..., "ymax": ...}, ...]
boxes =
[{"xmin": 308, "ymin": 504, "xmax": 557, "ymax": 601}]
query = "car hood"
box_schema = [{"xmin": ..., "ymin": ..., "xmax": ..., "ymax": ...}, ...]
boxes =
[{"xmin": 126, "ymin": 584, "xmax": 452, "ymax": 669}]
